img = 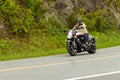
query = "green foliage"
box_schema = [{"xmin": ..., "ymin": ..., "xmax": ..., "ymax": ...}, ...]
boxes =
[
  {"xmin": 0, "ymin": 39, "xmax": 7, "ymax": 54},
  {"xmin": 23, "ymin": 0, "xmax": 46, "ymax": 21},
  {"xmin": 67, "ymin": 6, "xmax": 117, "ymax": 32},
  {"xmin": 116, "ymin": 0, "xmax": 120, "ymax": 7},
  {"xmin": 23, "ymin": 0, "xmax": 38, "ymax": 10},
  {"xmin": 0, "ymin": 0, "xmax": 120, "ymax": 60},
  {"xmin": 0, "ymin": 0, "xmax": 34, "ymax": 38},
  {"xmin": 0, "ymin": 0, "xmax": 65, "ymax": 55}
]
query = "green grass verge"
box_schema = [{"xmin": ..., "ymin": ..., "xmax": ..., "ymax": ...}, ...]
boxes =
[
  {"xmin": 90, "ymin": 31, "xmax": 120, "ymax": 48},
  {"xmin": 0, "ymin": 30, "xmax": 120, "ymax": 61},
  {"xmin": 0, "ymin": 48, "xmax": 67, "ymax": 61}
]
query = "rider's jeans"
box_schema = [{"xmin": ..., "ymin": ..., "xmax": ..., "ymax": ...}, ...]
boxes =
[{"xmin": 84, "ymin": 33, "xmax": 89, "ymax": 43}]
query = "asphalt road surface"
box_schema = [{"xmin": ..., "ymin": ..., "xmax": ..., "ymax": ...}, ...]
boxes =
[{"xmin": 0, "ymin": 46, "xmax": 120, "ymax": 80}]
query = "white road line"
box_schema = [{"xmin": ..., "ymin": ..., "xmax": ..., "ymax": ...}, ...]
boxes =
[{"xmin": 65, "ymin": 71, "xmax": 120, "ymax": 80}]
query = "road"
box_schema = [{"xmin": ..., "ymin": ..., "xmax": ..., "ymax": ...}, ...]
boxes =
[{"xmin": 0, "ymin": 46, "xmax": 120, "ymax": 80}]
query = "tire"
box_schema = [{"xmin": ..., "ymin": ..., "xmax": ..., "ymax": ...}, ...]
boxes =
[
  {"xmin": 88, "ymin": 43, "xmax": 96, "ymax": 54},
  {"xmin": 67, "ymin": 41, "xmax": 78, "ymax": 56}
]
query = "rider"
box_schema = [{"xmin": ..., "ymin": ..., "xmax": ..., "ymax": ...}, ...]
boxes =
[{"xmin": 73, "ymin": 18, "xmax": 89, "ymax": 45}]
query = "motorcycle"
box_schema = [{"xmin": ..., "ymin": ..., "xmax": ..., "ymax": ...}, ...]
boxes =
[{"xmin": 64, "ymin": 29, "xmax": 96, "ymax": 56}]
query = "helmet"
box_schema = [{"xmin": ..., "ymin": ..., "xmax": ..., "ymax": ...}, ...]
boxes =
[{"xmin": 77, "ymin": 18, "xmax": 82, "ymax": 23}]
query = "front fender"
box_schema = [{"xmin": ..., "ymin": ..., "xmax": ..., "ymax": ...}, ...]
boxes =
[
  {"xmin": 67, "ymin": 30, "xmax": 73, "ymax": 39},
  {"xmin": 67, "ymin": 39, "xmax": 72, "ymax": 42}
]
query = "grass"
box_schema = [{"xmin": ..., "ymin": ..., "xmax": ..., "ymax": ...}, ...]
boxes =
[
  {"xmin": 0, "ymin": 30, "xmax": 67, "ymax": 61},
  {"xmin": 0, "ymin": 30, "xmax": 120, "ymax": 61},
  {"xmin": 0, "ymin": 48, "xmax": 67, "ymax": 61},
  {"xmin": 90, "ymin": 31, "xmax": 120, "ymax": 48}
]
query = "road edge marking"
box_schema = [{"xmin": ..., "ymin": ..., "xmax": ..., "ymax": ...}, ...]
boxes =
[{"xmin": 65, "ymin": 70, "xmax": 120, "ymax": 80}]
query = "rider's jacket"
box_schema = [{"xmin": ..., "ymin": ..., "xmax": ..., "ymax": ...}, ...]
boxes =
[{"xmin": 73, "ymin": 22, "xmax": 88, "ymax": 35}]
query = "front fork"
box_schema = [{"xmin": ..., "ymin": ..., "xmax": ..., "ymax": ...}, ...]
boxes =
[{"xmin": 74, "ymin": 36, "xmax": 87, "ymax": 51}]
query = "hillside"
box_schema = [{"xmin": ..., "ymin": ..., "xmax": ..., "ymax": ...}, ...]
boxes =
[
  {"xmin": 0, "ymin": 0, "xmax": 120, "ymax": 60},
  {"xmin": 43, "ymin": 0, "xmax": 120, "ymax": 28}
]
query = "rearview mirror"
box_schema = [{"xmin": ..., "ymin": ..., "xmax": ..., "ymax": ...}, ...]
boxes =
[{"xmin": 64, "ymin": 30, "xmax": 67, "ymax": 33}]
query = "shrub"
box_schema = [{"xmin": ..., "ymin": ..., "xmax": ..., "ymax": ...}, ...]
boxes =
[
  {"xmin": 67, "ymin": 6, "xmax": 117, "ymax": 32},
  {"xmin": 23, "ymin": 0, "xmax": 39, "ymax": 10},
  {"xmin": 0, "ymin": 0, "xmax": 34, "ymax": 38}
]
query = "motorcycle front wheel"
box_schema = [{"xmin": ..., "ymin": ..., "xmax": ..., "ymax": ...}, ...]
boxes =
[{"xmin": 67, "ymin": 41, "xmax": 78, "ymax": 56}]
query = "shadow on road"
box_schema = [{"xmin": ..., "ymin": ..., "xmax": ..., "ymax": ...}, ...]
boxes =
[{"xmin": 60, "ymin": 52, "xmax": 91, "ymax": 57}]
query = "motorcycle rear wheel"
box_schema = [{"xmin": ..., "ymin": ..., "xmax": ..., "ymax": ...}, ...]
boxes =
[{"xmin": 87, "ymin": 43, "xmax": 96, "ymax": 54}]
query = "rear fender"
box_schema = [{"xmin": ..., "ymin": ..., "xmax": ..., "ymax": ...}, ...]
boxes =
[{"xmin": 89, "ymin": 35, "xmax": 95, "ymax": 43}]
